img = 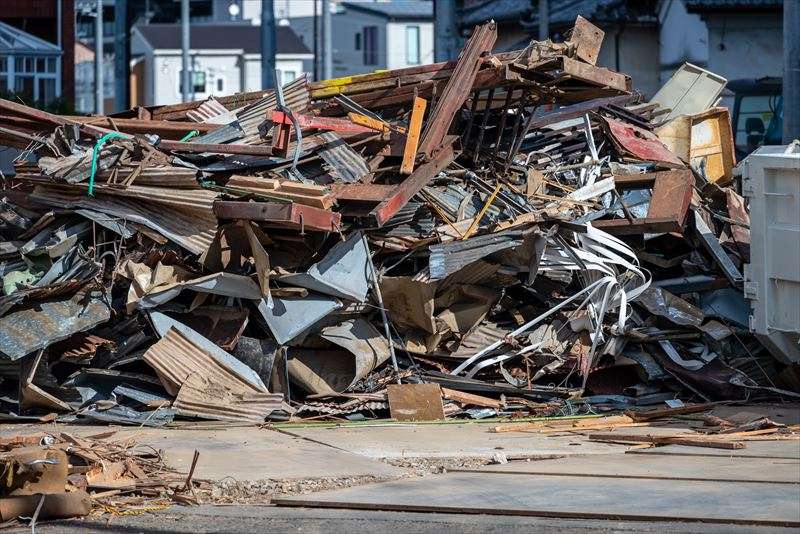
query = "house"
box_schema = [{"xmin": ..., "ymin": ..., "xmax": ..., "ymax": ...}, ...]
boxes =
[
  {"xmin": 289, "ymin": 0, "xmax": 434, "ymax": 77},
  {"xmin": 0, "ymin": 0, "xmax": 74, "ymax": 105},
  {"xmin": 131, "ymin": 23, "xmax": 313, "ymax": 106},
  {"xmin": 0, "ymin": 21, "xmax": 62, "ymax": 103},
  {"xmin": 684, "ymin": 0, "xmax": 783, "ymax": 82},
  {"xmin": 459, "ymin": 0, "xmax": 662, "ymax": 97}
]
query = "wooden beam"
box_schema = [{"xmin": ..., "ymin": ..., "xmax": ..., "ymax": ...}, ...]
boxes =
[{"xmin": 400, "ymin": 97, "xmax": 427, "ymax": 175}]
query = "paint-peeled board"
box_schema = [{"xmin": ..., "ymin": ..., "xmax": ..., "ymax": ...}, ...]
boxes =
[
  {"xmin": 387, "ymin": 384, "xmax": 445, "ymax": 421},
  {"xmin": 273, "ymin": 471, "xmax": 800, "ymax": 527}
]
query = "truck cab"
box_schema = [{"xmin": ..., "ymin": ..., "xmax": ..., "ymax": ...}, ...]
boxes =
[{"xmin": 728, "ymin": 78, "xmax": 783, "ymax": 160}]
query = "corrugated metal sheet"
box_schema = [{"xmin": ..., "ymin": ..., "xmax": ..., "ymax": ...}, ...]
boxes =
[
  {"xmin": 450, "ymin": 322, "xmax": 511, "ymax": 360},
  {"xmin": 32, "ymin": 182, "xmax": 216, "ymax": 213},
  {"xmin": 174, "ymin": 372, "xmax": 283, "ymax": 422},
  {"xmin": 186, "ymin": 97, "xmax": 235, "ymax": 124},
  {"xmin": 29, "ymin": 188, "xmax": 216, "ymax": 255},
  {"xmin": 0, "ymin": 290, "xmax": 111, "ymax": 361},
  {"xmin": 316, "ymin": 132, "xmax": 370, "ymax": 183},
  {"xmin": 144, "ymin": 327, "xmax": 279, "ymax": 422},
  {"xmin": 428, "ymin": 230, "xmax": 525, "ymax": 280},
  {"xmin": 190, "ymin": 75, "xmax": 309, "ymax": 147}
]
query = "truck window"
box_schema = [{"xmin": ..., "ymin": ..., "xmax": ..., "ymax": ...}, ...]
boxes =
[{"xmin": 734, "ymin": 95, "xmax": 781, "ymax": 154}]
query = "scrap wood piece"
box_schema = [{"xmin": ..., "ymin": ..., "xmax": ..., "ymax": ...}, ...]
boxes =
[
  {"xmin": 370, "ymin": 136, "xmax": 458, "ymax": 227},
  {"xmin": 418, "ymin": 22, "xmax": 497, "ymax": 158},
  {"xmin": 490, "ymin": 414, "xmax": 635, "ymax": 433},
  {"xmin": 400, "ymin": 97, "xmax": 428, "ymax": 175},
  {"xmin": 387, "ymin": 383, "xmax": 445, "ymax": 421},
  {"xmin": 625, "ymin": 403, "xmax": 715, "ymax": 422},
  {"xmin": 441, "ymin": 387, "xmax": 501, "ymax": 409},
  {"xmin": 588, "ymin": 432, "xmax": 746, "ymax": 450}
]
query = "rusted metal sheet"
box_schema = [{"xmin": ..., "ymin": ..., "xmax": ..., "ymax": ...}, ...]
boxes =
[
  {"xmin": 370, "ymin": 136, "xmax": 458, "ymax": 227},
  {"xmin": 213, "ymin": 200, "xmax": 341, "ymax": 232},
  {"xmin": 158, "ymin": 140, "xmax": 274, "ymax": 156},
  {"xmin": 143, "ymin": 325, "xmax": 266, "ymax": 396},
  {"xmin": 602, "ymin": 116, "xmax": 684, "ymax": 167},
  {"xmin": 173, "ymin": 372, "xmax": 283, "ymax": 423},
  {"xmin": 0, "ymin": 290, "xmax": 111, "ymax": 361},
  {"xmin": 594, "ymin": 170, "xmax": 693, "ymax": 235}
]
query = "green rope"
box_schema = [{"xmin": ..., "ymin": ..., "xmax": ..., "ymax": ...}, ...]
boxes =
[
  {"xmin": 179, "ymin": 129, "xmax": 200, "ymax": 142},
  {"xmin": 88, "ymin": 132, "xmax": 127, "ymax": 197}
]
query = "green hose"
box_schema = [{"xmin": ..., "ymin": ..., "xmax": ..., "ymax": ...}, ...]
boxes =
[{"xmin": 88, "ymin": 131, "xmax": 127, "ymax": 197}]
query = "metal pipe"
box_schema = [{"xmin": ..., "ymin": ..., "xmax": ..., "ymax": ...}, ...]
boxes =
[
  {"xmin": 94, "ymin": 0, "xmax": 103, "ymax": 114},
  {"xmin": 538, "ymin": 0, "xmax": 549, "ymax": 41},
  {"xmin": 363, "ymin": 235, "xmax": 401, "ymax": 384},
  {"xmin": 261, "ymin": 0, "xmax": 276, "ymax": 88},
  {"xmin": 784, "ymin": 0, "xmax": 800, "ymax": 143},
  {"xmin": 113, "ymin": 0, "xmax": 129, "ymax": 111},
  {"xmin": 434, "ymin": 0, "xmax": 458, "ymax": 62},
  {"xmin": 321, "ymin": 0, "xmax": 332, "ymax": 79},
  {"xmin": 313, "ymin": 0, "xmax": 319, "ymax": 80},
  {"xmin": 180, "ymin": 0, "xmax": 190, "ymax": 103}
]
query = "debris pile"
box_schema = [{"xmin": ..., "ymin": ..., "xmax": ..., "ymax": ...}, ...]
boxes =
[
  {"xmin": 0, "ymin": 17, "xmax": 797, "ymax": 427},
  {"xmin": 0, "ymin": 430, "xmax": 188, "ymax": 523}
]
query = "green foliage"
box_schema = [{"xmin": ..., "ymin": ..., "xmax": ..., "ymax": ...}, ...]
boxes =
[{"xmin": 0, "ymin": 91, "xmax": 75, "ymax": 115}]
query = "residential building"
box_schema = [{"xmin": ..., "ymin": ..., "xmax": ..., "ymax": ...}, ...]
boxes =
[
  {"xmin": 684, "ymin": 0, "xmax": 783, "ymax": 82},
  {"xmin": 289, "ymin": 0, "xmax": 434, "ymax": 77},
  {"xmin": 131, "ymin": 23, "xmax": 312, "ymax": 106},
  {"xmin": 0, "ymin": 0, "xmax": 74, "ymax": 105}
]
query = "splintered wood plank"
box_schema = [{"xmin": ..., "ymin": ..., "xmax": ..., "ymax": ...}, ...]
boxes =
[
  {"xmin": 400, "ymin": 97, "xmax": 427, "ymax": 175},
  {"xmin": 387, "ymin": 384, "xmax": 444, "ymax": 421}
]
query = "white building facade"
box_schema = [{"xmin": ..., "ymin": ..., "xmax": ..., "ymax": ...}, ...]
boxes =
[{"xmin": 131, "ymin": 23, "xmax": 312, "ymax": 106}]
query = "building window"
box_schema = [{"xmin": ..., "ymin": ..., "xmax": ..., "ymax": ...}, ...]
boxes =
[
  {"xmin": 179, "ymin": 70, "xmax": 207, "ymax": 94},
  {"xmin": 363, "ymin": 26, "xmax": 378, "ymax": 65},
  {"xmin": 282, "ymin": 70, "xmax": 297, "ymax": 85},
  {"xmin": 406, "ymin": 26, "xmax": 420, "ymax": 65},
  {"xmin": 216, "ymin": 77, "xmax": 225, "ymax": 93},
  {"xmin": 355, "ymin": 32, "xmax": 361, "ymax": 50},
  {"xmin": 15, "ymin": 76, "xmax": 34, "ymax": 99}
]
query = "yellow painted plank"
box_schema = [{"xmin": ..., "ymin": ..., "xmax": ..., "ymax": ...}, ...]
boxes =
[{"xmin": 400, "ymin": 97, "xmax": 427, "ymax": 175}]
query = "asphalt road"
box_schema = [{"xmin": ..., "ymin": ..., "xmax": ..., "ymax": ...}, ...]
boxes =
[{"xmin": 29, "ymin": 505, "xmax": 794, "ymax": 534}]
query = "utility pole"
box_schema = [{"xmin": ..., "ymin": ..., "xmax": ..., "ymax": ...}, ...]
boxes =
[
  {"xmin": 434, "ymin": 0, "xmax": 458, "ymax": 62},
  {"xmin": 181, "ymin": 0, "xmax": 190, "ymax": 103},
  {"xmin": 784, "ymin": 0, "xmax": 799, "ymax": 143},
  {"xmin": 538, "ymin": 0, "xmax": 549, "ymax": 41},
  {"xmin": 113, "ymin": 0, "xmax": 129, "ymax": 111},
  {"xmin": 94, "ymin": 0, "xmax": 103, "ymax": 114},
  {"xmin": 261, "ymin": 0, "xmax": 276, "ymax": 88},
  {"xmin": 321, "ymin": 0, "xmax": 332, "ymax": 79},
  {"xmin": 313, "ymin": 0, "xmax": 319, "ymax": 80}
]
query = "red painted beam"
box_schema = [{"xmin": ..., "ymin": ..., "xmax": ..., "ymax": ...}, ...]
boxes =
[
  {"xmin": 369, "ymin": 136, "xmax": 458, "ymax": 227},
  {"xmin": 213, "ymin": 201, "xmax": 341, "ymax": 232},
  {"xmin": 271, "ymin": 110, "xmax": 375, "ymax": 135}
]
